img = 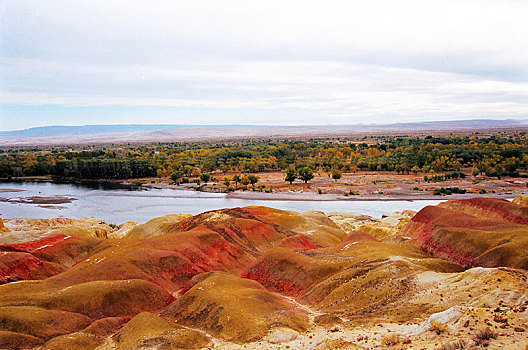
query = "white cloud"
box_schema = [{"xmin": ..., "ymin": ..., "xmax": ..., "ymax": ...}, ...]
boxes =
[
  {"xmin": 1, "ymin": 0, "xmax": 528, "ymax": 127},
  {"xmin": 2, "ymin": 58, "xmax": 527, "ymax": 120}
]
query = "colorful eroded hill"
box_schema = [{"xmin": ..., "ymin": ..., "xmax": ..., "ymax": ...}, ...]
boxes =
[{"xmin": 0, "ymin": 200, "xmax": 527, "ymax": 349}]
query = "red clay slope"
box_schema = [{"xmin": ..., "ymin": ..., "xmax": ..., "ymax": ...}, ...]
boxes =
[
  {"xmin": 0, "ymin": 234, "xmax": 102, "ymax": 284},
  {"xmin": 401, "ymin": 197, "xmax": 528, "ymax": 269},
  {"xmin": 173, "ymin": 206, "xmax": 345, "ymax": 254},
  {"xmin": 439, "ymin": 196, "xmax": 528, "ymax": 224},
  {"xmin": 0, "ymin": 224, "xmax": 253, "ymax": 346},
  {"xmin": 241, "ymin": 234, "xmax": 462, "ymax": 317}
]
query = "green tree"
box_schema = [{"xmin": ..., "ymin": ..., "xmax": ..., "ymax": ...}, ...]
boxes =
[
  {"xmin": 200, "ymin": 173, "xmax": 211, "ymax": 183},
  {"xmin": 223, "ymin": 176, "xmax": 231, "ymax": 187},
  {"xmin": 170, "ymin": 171, "xmax": 183, "ymax": 183},
  {"xmin": 233, "ymin": 174, "xmax": 241, "ymax": 187},
  {"xmin": 248, "ymin": 174, "xmax": 259, "ymax": 189},
  {"xmin": 240, "ymin": 175, "xmax": 250, "ymax": 186},
  {"xmin": 477, "ymin": 161, "xmax": 490, "ymax": 175},
  {"xmin": 331, "ymin": 169, "xmax": 342, "ymax": 182},
  {"xmin": 284, "ymin": 167, "xmax": 297, "ymax": 184},
  {"xmin": 504, "ymin": 157, "xmax": 519, "ymax": 174},
  {"xmin": 298, "ymin": 166, "xmax": 314, "ymax": 183}
]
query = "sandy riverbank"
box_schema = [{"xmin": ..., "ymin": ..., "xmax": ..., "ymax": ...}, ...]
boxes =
[
  {"xmin": 3, "ymin": 170, "xmax": 526, "ymax": 203},
  {"xmin": 0, "ymin": 188, "xmax": 25, "ymax": 193},
  {"xmin": 141, "ymin": 181, "xmax": 518, "ymax": 201},
  {"xmin": 226, "ymin": 190, "xmax": 517, "ymax": 201},
  {"xmin": 0, "ymin": 196, "xmax": 76, "ymax": 205}
]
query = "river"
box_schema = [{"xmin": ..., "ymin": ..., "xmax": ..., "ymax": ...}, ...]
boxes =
[{"xmin": 0, "ymin": 181, "xmax": 445, "ymax": 224}]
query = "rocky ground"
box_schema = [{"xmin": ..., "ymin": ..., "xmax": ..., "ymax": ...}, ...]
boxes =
[{"xmin": 0, "ymin": 197, "xmax": 527, "ymax": 349}]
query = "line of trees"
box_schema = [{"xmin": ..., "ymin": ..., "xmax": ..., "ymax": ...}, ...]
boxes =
[
  {"xmin": 53, "ymin": 159, "xmax": 156, "ymax": 179},
  {"xmin": 1, "ymin": 134, "xmax": 528, "ymax": 180}
]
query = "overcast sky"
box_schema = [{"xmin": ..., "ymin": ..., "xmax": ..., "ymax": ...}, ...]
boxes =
[{"xmin": 1, "ymin": 0, "xmax": 528, "ymax": 130}]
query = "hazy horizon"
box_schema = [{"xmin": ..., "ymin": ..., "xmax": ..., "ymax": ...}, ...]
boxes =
[
  {"xmin": 2, "ymin": 1, "xmax": 528, "ymax": 130},
  {"xmin": 2, "ymin": 118, "xmax": 528, "ymax": 133}
]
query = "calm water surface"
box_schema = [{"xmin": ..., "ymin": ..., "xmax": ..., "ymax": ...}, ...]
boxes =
[{"xmin": 0, "ymin": 182, "xmax": 445, "ymax": 224}]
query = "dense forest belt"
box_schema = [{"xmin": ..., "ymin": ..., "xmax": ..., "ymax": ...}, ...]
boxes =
[{"xmin": 1, "ymin": 134, "xmax": 528, "ymax": 183}]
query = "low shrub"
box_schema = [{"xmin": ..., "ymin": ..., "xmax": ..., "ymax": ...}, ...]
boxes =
[
  {"xmin": 429, "ymin": 320, "xmax": 448, "ymax": 335},
  {"xmin": 473, "ymin": 327, "xmax": 497, "ymax": 347},
  {"xmin": 380, "ymin": 333, "xmax": 400, "ymax": 346},
  {"xmin": 433, "ymin": 187, "xmax": 466, "ymax": 195}
]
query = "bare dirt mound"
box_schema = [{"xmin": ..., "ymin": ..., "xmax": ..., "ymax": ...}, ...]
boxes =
[
  {"xmin": 0, "ymin": 217, "xmax": 113, "ymax": 243},
  {"xmin": 103, "ymin": 312, "xmax": 211, "ymax": 350},
  {"xmin": 0, "ymin": 306, "xmax": 92, "ymax": 342},
  {"xmin": 123, "ymin": 213, "xmax": 191, "ymax": 239},
  {"xmin": 162, "ymin": 271, "xmax": 311, "ymax": 342},
  {"xmin": 0, "ymin": 278, "xmax": 174, "ymax": 319},
  {"xmin": 39, "ymin": 317, "xmax": 129, "ymax": 350}
]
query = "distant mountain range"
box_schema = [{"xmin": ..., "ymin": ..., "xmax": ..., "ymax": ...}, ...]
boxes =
[
  {"xmin": 0, "ymin": 124, "xmax": 255, "ymax": 138},
  {"xmin": 1, "ymin": 119, "xmax": 527, "ymax": 146}
]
